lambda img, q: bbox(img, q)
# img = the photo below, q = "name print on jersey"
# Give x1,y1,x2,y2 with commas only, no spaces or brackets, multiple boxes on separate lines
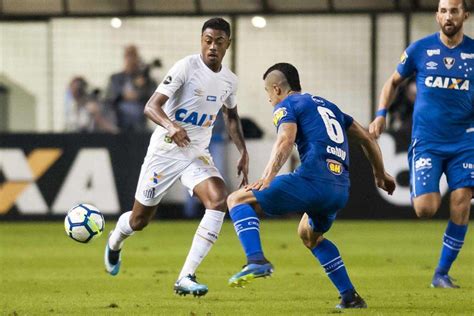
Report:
424,76,469,90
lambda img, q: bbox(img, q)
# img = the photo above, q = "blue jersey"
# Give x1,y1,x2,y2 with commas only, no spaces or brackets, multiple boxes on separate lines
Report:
273,93,353,186
397,32,474,143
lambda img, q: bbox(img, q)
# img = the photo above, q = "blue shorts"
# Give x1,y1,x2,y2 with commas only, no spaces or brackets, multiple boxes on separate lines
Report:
253,173,349,233
408,138,474,198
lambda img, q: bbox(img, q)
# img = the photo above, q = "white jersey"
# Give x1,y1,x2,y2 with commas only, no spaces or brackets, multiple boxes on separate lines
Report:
150,54,238,160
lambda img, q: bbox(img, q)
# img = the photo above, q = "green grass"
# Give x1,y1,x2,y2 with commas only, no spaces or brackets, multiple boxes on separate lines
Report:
1,220,473,315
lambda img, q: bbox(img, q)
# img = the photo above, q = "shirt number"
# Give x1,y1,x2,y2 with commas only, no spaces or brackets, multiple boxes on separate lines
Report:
317,106,344,144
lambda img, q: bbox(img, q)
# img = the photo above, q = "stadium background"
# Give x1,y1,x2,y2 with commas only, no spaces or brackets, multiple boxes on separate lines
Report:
1,0,473,219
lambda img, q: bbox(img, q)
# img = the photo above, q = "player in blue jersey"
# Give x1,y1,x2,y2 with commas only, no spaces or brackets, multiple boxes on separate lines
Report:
369,0,473,289
226,63,396,309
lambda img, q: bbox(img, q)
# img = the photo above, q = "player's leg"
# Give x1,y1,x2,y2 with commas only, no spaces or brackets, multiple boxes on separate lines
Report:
412,193,441,218
298,213,366,309
408,141,443,218
432,145,473,288
432,188,471,288
105,155,185,276
174,156,227,296
227,188,273,287
105,200,157,275
227,174,314,287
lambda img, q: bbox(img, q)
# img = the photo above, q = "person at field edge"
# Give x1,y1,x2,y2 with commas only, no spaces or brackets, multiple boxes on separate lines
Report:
369,0,473,288
227,63,396,309
104,18,249,297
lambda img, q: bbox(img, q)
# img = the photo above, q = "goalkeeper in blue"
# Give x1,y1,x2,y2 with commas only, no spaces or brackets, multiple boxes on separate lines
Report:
227,63,396,309
370,0,473,289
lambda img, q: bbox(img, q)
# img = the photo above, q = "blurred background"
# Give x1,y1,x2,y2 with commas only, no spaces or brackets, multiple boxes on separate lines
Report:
1,0,472,220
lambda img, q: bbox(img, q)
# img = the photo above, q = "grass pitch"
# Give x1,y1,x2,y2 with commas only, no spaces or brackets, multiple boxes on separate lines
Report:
1,220,473,316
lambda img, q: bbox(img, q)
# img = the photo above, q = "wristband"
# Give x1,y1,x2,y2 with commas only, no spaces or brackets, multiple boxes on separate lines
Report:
376,109,387,118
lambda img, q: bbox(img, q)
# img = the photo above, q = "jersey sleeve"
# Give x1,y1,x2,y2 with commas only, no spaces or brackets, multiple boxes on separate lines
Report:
273,101,297,129
223,77,238,109
396,42,418,78
156,58,188,97
342,112,354,130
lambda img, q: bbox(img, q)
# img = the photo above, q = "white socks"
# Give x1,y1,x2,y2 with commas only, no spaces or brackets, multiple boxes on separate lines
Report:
178,209,225,279
108,211,135,251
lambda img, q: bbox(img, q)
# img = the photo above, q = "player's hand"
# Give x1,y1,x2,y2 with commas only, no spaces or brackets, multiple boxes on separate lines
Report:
369,116,386,139
245,177,272,192
375,171,396,195
166,122,190,147
237,151,249,187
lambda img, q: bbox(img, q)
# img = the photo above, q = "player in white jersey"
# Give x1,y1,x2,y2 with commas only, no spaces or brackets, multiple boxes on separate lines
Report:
104,18,249,297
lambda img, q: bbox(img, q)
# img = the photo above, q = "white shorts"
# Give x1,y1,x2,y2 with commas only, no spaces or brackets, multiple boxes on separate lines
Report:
134,153,223,206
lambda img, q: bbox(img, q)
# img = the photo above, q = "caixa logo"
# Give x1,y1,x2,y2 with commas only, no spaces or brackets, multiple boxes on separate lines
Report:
415,157,432,171
0,148,119,215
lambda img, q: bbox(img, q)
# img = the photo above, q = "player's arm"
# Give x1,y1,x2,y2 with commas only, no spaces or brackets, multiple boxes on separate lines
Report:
222,106,249,187
369,71,405,138
143,92,190,147
348,120,396,195
247,122,296,191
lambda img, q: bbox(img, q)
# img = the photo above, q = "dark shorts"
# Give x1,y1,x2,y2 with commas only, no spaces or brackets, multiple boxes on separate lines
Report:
253,173,349,233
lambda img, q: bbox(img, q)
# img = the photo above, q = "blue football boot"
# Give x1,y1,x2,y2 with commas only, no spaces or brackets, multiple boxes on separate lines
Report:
104,231,121,276
228,262,274,288
174,274,209,297
431,273,460,288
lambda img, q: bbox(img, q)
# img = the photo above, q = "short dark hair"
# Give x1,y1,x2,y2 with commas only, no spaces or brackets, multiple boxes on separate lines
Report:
462,0,470,11
202,18,231,38
263,63,302,92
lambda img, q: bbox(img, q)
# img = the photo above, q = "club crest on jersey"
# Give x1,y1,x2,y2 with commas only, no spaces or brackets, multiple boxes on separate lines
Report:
400,51,408,64
326,159,343,175
206,95,217,102
273,107,287,126
443,57,455,69
425,76,469,90
175,108,216,127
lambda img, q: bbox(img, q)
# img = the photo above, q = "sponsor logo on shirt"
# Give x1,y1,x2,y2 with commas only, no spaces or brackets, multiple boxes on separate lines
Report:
206,95,217,102
415,157,432,171
273,107,287,126
443,57,455,69
326,159,343,175
427,49,440,56
424,76,469,90
426,61,438,70
461,53,474,60
400,51,408,64
163,76,172,85
463,163,474,169
326,145,347,160
175,108,217,127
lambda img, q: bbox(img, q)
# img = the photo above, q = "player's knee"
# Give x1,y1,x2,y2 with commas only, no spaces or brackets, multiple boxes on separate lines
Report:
298,224,323,249
205,193,227,211
414,204,437,219
227,190,243,210
129,213,150,231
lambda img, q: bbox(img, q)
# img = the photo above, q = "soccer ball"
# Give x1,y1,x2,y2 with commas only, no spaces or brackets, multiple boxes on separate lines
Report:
64,204,105,243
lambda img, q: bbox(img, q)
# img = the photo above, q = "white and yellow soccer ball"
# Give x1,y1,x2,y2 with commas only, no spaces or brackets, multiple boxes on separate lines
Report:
64,204,105,243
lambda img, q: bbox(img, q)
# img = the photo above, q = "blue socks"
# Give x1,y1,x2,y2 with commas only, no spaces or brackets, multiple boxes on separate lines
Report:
229,204,266,263
436,220,468,275
312,239,355,301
